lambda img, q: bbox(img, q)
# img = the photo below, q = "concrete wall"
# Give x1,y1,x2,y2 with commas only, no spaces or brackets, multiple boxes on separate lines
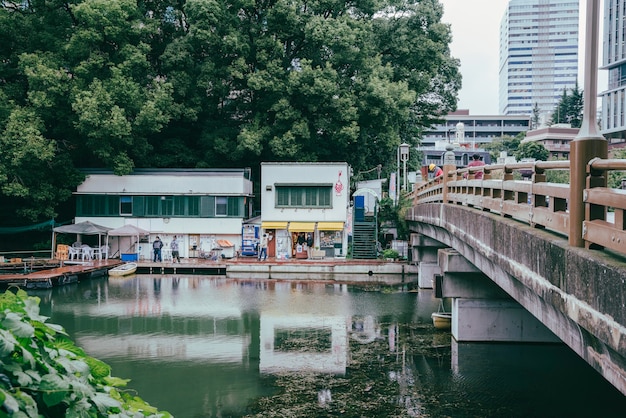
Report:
408,203,626,396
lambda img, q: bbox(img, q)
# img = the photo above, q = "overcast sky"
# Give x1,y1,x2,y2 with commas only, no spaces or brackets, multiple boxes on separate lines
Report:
439,0,604,116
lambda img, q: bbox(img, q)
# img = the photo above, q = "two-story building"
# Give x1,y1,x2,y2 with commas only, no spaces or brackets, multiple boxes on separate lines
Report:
260,162,351,259
74,168,253,260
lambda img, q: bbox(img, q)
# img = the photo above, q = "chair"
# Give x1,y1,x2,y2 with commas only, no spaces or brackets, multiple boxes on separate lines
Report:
81,245,93,261
92,245,109,260
68,246,80,261
55,244,69,260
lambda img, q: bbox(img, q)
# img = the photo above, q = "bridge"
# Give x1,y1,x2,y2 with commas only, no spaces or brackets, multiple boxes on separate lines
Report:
407,155,626,396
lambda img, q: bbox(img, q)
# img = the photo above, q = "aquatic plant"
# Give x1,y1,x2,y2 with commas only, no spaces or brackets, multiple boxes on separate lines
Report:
0,288,172,417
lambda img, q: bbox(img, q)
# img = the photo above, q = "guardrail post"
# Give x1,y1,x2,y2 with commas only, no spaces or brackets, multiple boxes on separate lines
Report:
569,0,607,247
443,144,456,203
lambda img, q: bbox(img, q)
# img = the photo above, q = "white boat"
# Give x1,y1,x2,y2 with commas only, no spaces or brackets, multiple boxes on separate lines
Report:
108,262,137,277
431,312,452,330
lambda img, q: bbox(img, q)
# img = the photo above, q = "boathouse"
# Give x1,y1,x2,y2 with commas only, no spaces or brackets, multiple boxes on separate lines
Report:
74,168,254,260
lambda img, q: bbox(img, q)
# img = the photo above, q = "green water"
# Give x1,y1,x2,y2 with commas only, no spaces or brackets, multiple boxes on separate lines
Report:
28,275,626,417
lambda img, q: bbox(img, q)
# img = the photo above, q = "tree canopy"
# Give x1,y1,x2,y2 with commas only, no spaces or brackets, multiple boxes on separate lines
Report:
0,0,460,225
550,81,583,128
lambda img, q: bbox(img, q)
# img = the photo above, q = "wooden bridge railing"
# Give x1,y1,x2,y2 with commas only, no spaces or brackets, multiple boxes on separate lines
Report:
410,158,626,256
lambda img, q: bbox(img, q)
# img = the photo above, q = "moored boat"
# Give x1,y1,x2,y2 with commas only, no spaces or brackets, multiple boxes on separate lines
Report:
108,262,137,277
431,312,452,330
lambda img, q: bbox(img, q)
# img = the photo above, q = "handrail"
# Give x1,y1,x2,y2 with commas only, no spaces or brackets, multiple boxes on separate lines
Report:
410,158,626,257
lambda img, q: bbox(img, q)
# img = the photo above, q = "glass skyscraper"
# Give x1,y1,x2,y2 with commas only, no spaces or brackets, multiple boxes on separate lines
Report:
601,0,626,141
499,0,580,122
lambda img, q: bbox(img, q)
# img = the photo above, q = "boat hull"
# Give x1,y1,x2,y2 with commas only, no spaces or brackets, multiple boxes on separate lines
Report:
431,312,452,330
108,263,137,277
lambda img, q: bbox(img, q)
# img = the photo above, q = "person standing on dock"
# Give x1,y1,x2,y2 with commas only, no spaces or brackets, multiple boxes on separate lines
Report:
153,236,163,262
258,234,268,261
171,236,181,263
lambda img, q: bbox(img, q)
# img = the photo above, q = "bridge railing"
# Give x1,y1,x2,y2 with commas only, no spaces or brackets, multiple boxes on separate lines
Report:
410,158,626,256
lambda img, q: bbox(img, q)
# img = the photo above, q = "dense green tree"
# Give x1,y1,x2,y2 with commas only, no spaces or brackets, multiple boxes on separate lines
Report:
550,81,583,128
515,141,549,161
484,133,524,163
0,0,460,227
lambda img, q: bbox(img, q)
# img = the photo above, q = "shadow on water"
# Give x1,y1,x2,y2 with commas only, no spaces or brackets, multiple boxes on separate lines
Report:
28,275,626,417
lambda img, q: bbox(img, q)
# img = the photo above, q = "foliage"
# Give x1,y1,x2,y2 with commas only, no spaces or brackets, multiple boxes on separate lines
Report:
608,148,626,188
0,0,460,227
550,82,583,128
382,248,399,260
0,288,172,417
484,133,523,163
531,102,541,130
514,141,550,161
378,195,410,241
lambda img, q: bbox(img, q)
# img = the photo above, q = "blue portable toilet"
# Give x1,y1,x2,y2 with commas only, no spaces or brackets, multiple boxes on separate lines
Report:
354,195,365,222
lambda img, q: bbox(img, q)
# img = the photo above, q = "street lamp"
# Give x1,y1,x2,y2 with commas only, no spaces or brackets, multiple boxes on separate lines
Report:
399,142,410,192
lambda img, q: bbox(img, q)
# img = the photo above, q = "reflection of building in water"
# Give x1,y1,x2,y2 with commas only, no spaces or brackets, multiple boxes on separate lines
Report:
260,315,348,375
350,315,381,344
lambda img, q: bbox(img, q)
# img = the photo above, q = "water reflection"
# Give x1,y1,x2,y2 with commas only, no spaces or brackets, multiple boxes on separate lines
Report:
28,276,626,418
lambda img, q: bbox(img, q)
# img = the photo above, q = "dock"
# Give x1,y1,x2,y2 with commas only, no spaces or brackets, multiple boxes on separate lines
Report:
0,257,418,289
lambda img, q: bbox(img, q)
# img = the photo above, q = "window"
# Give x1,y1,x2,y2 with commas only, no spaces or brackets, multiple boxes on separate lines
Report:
216,197,228,216
120,197,132,215
275,186,332,208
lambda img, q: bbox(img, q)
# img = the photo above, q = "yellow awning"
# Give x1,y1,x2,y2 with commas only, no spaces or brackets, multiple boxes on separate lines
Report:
262,221,288,229
288,222,316,232
317,222,345,231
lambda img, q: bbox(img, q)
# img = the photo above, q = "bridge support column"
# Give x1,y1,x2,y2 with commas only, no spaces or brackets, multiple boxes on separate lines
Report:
438,248,559,343
411,233,446,288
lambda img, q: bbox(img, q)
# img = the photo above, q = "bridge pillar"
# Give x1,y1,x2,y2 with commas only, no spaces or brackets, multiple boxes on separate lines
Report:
438,248,559,343
411,233,446,288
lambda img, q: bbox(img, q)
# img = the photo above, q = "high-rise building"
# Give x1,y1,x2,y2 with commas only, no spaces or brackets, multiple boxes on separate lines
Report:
499,0,579,122
601,0,626,143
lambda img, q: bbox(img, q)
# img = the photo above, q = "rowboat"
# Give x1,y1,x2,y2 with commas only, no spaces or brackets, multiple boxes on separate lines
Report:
431,312,452,330
108,262,137,277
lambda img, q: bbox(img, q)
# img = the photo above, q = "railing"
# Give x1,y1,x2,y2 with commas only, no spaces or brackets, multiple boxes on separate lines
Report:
410,158,626,256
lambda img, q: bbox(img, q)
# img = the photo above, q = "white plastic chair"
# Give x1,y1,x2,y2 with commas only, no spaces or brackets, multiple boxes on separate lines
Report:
81,245,93,261
68,247,80,260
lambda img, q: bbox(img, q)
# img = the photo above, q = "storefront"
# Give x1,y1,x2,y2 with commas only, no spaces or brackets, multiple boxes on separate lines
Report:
288,222,315,259
261,221,288,259
317,222,345,257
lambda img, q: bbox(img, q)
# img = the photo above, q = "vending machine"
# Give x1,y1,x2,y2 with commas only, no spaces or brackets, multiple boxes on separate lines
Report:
241,224,260,256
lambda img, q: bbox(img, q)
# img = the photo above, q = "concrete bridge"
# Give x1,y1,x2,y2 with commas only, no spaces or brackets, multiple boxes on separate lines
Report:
407,156,626,396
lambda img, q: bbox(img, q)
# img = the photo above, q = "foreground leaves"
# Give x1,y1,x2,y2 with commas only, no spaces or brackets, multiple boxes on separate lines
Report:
0,288,172,417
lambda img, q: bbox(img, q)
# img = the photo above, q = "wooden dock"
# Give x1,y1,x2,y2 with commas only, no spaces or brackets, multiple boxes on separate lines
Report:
0,259,123,289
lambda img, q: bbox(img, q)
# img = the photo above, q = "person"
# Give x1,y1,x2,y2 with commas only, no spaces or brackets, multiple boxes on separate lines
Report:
306,233,313,248
258,233,268,261
153,236,163,262
428,163,444,177
467,153,485,179
297,233,305,246
170,235,181,263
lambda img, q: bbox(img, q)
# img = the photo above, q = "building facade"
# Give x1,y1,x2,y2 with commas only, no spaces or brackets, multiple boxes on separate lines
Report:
601,0,626,144
74,168,253,260
421,110,531,149
520,123,578,159
499,0,579,121
260,162,350,259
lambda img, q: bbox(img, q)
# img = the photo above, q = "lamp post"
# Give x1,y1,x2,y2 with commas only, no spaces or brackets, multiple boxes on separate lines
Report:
399,142,410,193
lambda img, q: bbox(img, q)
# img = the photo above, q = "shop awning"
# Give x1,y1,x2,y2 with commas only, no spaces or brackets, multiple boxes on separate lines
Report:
317,222,345,231
261,221,288,229
288,222,316,232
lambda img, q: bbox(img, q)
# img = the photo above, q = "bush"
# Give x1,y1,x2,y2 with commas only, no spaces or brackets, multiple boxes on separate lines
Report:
0,288,172,417
382,249,399,259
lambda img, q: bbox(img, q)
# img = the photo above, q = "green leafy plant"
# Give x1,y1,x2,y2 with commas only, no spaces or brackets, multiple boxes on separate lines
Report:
0,287,172,417
382,249,399,260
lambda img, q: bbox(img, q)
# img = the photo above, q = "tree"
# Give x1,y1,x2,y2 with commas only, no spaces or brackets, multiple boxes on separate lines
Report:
515,141,550,161
531,102,541,129
484,133,524,162
0,0,461,228
550,81,583,128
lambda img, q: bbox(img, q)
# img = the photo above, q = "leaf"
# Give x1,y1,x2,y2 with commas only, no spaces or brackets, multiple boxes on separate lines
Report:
39,373,70,407
0,329,17,356
1,313,34,339
85,357,111,380
91,392,122,413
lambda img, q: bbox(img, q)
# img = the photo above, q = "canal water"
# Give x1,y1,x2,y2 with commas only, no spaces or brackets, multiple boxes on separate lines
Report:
28,275,625,417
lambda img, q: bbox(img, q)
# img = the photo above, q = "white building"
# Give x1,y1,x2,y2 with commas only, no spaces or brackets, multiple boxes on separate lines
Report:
74,168,253,260
601,0,626,144
260,162,350,259
499,0,579,121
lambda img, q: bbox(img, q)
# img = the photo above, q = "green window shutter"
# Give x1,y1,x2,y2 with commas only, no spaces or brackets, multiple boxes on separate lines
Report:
133,197,144,216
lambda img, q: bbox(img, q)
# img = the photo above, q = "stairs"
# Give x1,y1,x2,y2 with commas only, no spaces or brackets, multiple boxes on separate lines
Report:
352,219,377,259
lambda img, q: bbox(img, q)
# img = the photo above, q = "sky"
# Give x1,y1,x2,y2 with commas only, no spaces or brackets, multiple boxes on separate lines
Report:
439,0,603,116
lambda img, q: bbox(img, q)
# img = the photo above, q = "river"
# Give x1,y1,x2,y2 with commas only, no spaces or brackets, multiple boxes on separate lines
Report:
28,275,626,417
